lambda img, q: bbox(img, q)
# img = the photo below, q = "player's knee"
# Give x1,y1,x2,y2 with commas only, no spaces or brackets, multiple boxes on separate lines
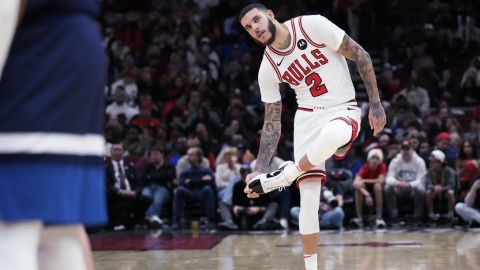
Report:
374,183,383,192
322,120,351,145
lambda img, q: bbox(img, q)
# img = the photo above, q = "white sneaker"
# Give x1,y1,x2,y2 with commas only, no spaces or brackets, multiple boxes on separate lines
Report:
148,215,163,226
280,218,289,230
249,161,296,194
376,218,386,228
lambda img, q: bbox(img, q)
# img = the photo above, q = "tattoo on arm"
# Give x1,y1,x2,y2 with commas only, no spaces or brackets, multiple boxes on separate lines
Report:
337,34,381,105
254,101,282,173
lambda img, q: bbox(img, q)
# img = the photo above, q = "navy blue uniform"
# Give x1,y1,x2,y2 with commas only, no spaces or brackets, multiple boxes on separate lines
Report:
0,0,107,225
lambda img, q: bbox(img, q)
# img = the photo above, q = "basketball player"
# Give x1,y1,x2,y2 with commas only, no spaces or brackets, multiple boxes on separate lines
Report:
0,1,106,270
239,3,386,270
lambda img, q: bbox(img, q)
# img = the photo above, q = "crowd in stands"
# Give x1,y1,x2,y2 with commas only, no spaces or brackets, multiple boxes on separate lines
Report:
101,0,480,231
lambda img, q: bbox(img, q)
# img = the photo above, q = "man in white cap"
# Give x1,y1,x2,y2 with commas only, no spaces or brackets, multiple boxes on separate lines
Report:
352,148,387,228
425,149,456,223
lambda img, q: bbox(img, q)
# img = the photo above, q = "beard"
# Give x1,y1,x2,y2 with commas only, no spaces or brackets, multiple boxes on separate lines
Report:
253,18,277,46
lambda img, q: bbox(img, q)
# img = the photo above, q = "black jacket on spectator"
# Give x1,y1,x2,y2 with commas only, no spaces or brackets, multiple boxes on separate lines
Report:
142,163,175,190
232,181,272,207
105,159,141,195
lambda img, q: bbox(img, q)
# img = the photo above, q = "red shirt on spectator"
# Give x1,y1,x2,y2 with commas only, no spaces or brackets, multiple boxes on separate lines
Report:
130,117,161,130
358,162,387,179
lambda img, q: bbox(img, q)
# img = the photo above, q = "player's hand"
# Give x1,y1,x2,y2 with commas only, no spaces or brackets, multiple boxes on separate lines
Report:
244,171,261,198
368,101,387,136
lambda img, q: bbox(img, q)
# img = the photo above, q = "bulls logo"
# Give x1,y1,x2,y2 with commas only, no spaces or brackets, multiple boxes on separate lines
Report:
297,39,308,50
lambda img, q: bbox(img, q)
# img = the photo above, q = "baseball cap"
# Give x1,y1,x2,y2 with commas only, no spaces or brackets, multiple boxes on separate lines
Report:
437,132,450,141
367,148,384,162
430,150,445,163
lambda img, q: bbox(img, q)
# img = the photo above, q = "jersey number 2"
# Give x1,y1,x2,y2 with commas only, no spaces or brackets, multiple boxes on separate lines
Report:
305,72,328,97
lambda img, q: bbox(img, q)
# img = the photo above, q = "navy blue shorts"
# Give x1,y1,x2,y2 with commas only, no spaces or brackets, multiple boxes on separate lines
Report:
0,1,107,225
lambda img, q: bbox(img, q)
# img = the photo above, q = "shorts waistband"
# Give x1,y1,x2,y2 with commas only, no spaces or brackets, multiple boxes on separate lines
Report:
297,99,357,112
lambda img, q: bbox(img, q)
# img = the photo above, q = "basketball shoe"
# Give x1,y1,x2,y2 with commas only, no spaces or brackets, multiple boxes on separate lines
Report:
248,161,302,194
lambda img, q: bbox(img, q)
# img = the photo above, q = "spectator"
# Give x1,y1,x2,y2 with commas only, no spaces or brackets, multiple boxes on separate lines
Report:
456,179,480,227
385,140,427,225
352,149,387,228
425,150,456,222
105,144,149,230
457,140,479,199
251,154,292,230
141,147,176,227
111,70,139,104
176,146,210,178
172,147,216,230
216,147,241,230
393,70,430,116
463,118,480,149
290,185,345,230
232,167,278,230
130,104,162,131
106,86,139,123
215,147,241,201
422,132,455,169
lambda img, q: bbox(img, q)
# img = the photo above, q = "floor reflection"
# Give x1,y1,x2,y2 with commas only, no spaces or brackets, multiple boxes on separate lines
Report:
93,229,480,270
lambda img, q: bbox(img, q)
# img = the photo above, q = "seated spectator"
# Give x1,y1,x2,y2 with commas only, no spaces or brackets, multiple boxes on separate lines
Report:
232,167,278,230
456,179,480,227
385,140,427,225
106,86,139,123
176,145,210,178
105,143,150,230
290,185,345,230
352,148,387,228
141,147,175,227
130,104,162,131
251,153,292,230
172,147,216,230
216,147,241,230
457,140,479,198
393,70,430,116
425,150,456,222
111,70,139,104
431,132,456,168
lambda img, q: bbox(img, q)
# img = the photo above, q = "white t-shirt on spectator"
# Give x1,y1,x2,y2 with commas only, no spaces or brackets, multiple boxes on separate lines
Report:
106,102,139,122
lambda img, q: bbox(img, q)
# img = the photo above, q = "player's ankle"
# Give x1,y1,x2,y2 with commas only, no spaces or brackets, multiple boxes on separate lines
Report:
284,164,304,182
303,253,317,270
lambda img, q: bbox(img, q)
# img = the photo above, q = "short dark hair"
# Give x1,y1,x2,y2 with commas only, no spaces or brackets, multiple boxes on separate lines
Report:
238,2,267,22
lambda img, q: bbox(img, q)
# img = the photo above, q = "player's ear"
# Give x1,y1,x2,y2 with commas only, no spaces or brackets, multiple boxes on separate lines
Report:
266,9,274,19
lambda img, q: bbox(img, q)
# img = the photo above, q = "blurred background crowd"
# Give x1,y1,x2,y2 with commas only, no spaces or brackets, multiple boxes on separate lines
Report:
99,0,480,232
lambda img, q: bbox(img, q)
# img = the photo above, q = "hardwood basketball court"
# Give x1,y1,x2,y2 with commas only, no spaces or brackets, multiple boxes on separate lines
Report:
92,229,480,270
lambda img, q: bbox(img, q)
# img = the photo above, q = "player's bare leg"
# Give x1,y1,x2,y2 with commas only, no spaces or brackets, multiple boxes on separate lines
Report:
39,225,92,270
0,221,42,270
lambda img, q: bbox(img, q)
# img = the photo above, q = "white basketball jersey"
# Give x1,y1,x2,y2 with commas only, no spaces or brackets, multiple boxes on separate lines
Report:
258,15,356,108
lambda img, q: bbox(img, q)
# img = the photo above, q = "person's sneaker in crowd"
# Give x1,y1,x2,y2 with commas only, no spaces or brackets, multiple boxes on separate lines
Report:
204,221,217,232
428,213,439,221
253,219,269,230
280,218,289,230
350,218,363,229
248,161,298,194
113,224,126,231
218,221,239,230
389,218,404,229
375,218,386,229
148,215,163,228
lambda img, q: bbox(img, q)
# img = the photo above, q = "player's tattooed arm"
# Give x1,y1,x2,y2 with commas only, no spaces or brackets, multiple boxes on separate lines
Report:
255,101,282,173
337,34,386,135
